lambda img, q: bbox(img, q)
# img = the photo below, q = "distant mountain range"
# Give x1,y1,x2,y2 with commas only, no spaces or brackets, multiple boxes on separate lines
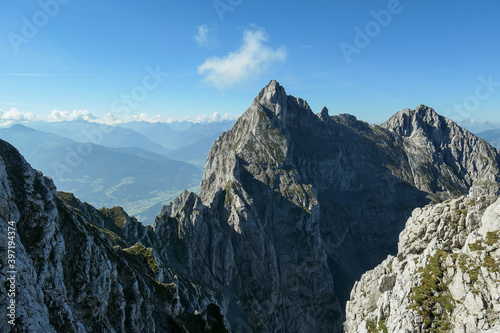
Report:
26,120,172,155
24,119,236,167
0,124,202,223
477,128,500,149
119,120,235,150
0,119,234,223
120,120,235,168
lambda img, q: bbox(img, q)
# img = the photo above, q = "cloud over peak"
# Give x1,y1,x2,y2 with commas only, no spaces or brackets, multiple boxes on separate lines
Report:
198,26,287,90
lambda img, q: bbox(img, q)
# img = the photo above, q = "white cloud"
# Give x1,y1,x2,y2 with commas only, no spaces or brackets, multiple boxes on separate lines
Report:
45,109,98,122
0,108,43,122
0,108,42,126
99,112,177,125
0,108,237,126
198,26,287,90
1,108,24,121
195,112,233,122
456,117,500,133
193,24,218,49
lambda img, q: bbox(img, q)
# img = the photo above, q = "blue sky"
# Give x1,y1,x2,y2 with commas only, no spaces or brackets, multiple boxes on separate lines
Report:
1,0,499,129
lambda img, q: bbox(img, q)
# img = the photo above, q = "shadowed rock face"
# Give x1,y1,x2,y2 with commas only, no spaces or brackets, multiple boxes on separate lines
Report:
0,139,228,333
155,80,500,332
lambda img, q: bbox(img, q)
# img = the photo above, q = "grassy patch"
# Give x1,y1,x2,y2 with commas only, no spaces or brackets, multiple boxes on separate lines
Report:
458,254,479,284
483,255,500,274
485,231,500,246
378,319,388,333
469,240,485,251
123,243,159,273
366,319,378,333
409,250,455,332
99,206,130,228
365,318,388,333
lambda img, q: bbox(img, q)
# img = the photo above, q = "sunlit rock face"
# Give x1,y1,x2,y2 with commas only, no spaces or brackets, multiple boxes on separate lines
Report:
345,185,500,333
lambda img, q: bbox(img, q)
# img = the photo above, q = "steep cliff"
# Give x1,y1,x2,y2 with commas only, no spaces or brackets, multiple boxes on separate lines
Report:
0,139,228,333
155,80,500,332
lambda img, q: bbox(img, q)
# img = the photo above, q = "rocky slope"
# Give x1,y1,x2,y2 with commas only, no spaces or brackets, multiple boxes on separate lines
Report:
154,80,500,332
344,184,500,332
0,139,228,332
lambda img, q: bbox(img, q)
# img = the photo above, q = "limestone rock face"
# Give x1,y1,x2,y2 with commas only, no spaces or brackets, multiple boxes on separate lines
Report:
345,185,500,333
156,80,500,332
0,139,228,333
382,105,500,198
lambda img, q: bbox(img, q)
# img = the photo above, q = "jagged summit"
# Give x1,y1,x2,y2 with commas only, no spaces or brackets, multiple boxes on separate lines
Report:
255,79,287,105
380,103,500,194
382,104,451,137
318,106,331,122
252,80,312,119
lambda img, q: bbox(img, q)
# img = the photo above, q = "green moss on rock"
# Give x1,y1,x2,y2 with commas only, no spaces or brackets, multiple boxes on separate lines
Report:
409,250,455,332
124,243,159,273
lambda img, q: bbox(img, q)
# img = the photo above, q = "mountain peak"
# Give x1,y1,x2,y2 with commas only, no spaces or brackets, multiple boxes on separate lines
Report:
414,103,436,114
319,106,329,116
251,80,313,123
318,106,331,123
413,104,441,121
255,79,287,106
381,104,448,137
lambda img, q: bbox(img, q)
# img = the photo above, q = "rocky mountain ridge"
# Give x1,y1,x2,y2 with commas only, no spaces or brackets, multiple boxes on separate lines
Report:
153,80,500,331
1,80,500,332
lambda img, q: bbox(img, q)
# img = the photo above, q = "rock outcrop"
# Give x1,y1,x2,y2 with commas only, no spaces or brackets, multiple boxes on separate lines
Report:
345,185,500,332
0,139,228,333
